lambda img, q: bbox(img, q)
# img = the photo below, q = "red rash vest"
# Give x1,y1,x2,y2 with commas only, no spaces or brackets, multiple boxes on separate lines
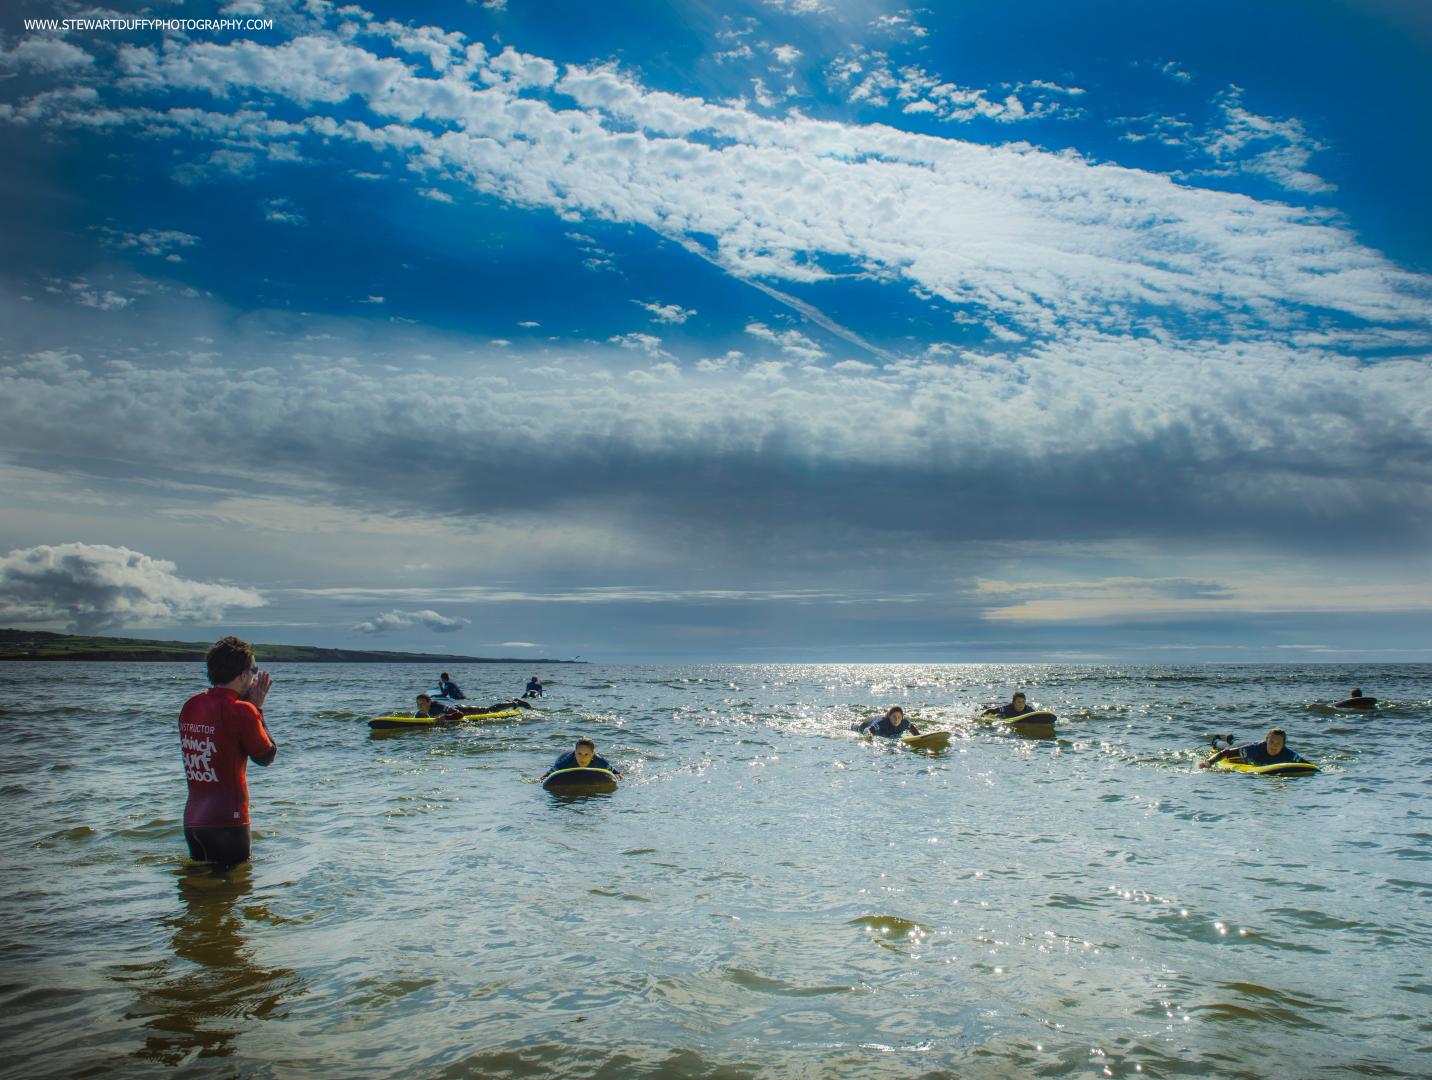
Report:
179,687,275,828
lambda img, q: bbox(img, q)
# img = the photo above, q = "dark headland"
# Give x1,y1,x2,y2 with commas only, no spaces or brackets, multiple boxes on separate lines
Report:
0,629,582,665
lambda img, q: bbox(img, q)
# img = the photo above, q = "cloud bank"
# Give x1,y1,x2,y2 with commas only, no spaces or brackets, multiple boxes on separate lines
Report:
0,543,264,633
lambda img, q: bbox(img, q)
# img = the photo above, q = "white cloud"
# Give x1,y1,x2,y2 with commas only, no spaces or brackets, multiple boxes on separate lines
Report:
872,13,929,39
828,48,1082,124
1157,60,1193,84
96,227,200,260
770,44,802,66
764,0,829,13
0,38,94,73
59,279,133,311
0,542,264,632
745,321,825,360
1199,86,1334,195
1113,111,1193,146
635,300,696,324
418,186,454,203
174,148,255,185
749,76,780,109
715,43,754,64
1021,79,1085,97
608,331,670,358
351,608,471,634
263,196,307,224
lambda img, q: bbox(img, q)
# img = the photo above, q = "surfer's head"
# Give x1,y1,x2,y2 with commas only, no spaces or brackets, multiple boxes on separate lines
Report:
207,636,255,686
574,737,596,768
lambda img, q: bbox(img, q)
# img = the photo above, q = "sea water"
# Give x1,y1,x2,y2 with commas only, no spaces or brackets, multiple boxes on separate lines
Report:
0,661,1428,1078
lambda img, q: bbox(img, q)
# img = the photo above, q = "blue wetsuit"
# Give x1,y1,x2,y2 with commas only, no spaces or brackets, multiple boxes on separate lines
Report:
861,716,919,738
1234,740,1306,766
996,703,1032,718
438,678,466,699
417,704,462,720
545,751,615,776
525,679,543,697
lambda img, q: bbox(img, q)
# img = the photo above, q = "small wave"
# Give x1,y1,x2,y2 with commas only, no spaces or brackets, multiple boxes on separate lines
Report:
720,966,861,997
847,914,926,937
588,888,650,902
1191,981,1348,1030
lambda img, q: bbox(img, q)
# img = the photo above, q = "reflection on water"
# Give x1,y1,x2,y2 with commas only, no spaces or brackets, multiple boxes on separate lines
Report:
123,865,304,1066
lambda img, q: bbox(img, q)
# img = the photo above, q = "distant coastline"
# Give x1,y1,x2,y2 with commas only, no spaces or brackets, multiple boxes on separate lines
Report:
0,629,583,665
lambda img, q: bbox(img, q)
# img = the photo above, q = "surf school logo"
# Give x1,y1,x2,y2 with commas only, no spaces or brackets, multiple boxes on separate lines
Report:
182,732,219,783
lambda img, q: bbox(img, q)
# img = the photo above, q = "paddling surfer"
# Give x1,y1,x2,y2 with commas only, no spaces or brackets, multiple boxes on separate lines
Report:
1200,727,1308,769
857,705,921,738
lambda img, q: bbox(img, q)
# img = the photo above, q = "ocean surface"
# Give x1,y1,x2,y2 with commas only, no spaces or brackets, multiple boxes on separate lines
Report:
1,661,1429,1078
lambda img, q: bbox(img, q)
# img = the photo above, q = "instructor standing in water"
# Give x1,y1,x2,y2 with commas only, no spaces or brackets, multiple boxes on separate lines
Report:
178,636,277,869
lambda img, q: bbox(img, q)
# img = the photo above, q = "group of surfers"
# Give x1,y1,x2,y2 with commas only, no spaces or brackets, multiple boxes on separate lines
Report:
423,673,616,782
178,636,1366,871
430,672,544,711
858,689,1342,771
417,671,546,720
856,691,1041,738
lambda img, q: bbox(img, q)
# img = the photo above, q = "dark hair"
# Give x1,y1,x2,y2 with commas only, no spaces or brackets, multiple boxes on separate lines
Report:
1269,727,1287,740
576,737,596,750
441,672,450,680
206,636,254,685
1013,690,1026,700
1351,688,1362,697
417,694,432,703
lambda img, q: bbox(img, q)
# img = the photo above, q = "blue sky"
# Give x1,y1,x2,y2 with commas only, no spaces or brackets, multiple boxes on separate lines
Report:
1,0,1429,662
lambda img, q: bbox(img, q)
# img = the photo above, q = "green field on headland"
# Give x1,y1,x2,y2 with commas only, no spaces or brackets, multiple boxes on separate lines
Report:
0,629,580,664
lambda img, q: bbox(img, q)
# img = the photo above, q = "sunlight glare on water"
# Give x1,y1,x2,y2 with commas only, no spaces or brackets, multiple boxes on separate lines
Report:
0,661,1428,1078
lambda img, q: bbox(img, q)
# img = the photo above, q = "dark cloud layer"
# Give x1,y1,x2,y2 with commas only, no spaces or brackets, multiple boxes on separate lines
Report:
1,288,1428,578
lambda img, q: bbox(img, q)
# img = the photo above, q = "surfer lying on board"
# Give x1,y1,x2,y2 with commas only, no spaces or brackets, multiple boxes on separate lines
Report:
542,737,622,779
857,706,922,738
414,694,532,720
1200,727,1308,769
1337,687,1377,709
982,692,1031,719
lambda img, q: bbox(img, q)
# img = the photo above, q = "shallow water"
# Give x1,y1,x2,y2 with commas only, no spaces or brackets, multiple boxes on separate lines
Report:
1,661,1429,1078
